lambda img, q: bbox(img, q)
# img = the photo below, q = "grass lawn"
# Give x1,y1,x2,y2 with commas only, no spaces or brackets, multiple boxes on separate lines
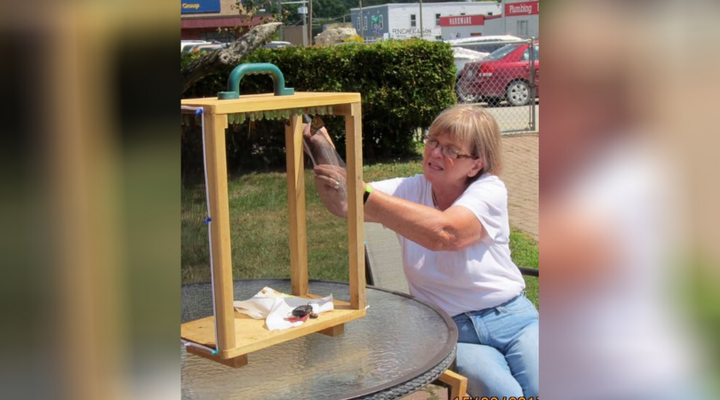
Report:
182,159,539,308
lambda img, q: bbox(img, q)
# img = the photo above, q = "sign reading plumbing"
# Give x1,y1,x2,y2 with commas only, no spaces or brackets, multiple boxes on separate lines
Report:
505,1,539,17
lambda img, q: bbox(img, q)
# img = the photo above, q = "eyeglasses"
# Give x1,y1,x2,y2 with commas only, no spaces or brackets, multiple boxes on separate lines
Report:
424,136,478,160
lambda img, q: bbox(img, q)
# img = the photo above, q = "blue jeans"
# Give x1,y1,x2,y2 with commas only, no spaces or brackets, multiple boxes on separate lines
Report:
452,292,539,398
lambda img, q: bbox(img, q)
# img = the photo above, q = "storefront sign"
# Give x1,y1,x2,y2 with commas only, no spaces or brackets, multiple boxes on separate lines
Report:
505,1,539,17
439,15,485,27
371,15,383,31
391,28,432,38
181,0,221,14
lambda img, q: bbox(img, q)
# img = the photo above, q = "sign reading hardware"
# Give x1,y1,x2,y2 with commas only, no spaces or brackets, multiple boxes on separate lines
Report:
505,1,539,17
439,15,485,27
181,0,221,14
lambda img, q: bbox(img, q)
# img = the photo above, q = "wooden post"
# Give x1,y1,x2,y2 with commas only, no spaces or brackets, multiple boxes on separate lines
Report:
438,370,468,400
181,94,367,365
285,115,309,296
53,13,118,399
204,113,236,355
345,102,366,310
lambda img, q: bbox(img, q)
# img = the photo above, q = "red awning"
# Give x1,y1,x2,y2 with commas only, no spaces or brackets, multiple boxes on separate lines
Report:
181,16,266,29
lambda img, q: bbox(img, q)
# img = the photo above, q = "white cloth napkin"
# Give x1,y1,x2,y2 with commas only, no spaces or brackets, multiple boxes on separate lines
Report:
233,287,334,331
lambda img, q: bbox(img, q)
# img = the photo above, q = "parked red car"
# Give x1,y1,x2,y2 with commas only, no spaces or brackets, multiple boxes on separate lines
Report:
457,41,539,106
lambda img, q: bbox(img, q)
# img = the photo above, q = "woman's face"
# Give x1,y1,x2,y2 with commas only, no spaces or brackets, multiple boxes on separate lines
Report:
422,134,483,188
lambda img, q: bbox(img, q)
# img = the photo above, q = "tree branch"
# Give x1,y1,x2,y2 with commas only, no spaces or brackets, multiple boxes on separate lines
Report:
181,22,282,96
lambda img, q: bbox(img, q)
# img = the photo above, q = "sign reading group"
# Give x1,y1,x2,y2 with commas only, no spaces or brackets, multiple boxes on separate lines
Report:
181,0,221,14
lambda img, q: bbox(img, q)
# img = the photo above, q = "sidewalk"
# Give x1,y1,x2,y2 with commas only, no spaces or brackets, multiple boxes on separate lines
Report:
501,133,539,241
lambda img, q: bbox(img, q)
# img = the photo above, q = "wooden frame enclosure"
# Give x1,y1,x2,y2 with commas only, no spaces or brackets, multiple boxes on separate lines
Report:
180,92,366,367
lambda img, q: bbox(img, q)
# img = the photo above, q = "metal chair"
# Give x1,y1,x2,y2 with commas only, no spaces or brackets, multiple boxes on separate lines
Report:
364,221,539,288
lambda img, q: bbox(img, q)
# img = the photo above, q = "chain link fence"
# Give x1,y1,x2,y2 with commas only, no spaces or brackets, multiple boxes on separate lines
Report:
452,38,538,133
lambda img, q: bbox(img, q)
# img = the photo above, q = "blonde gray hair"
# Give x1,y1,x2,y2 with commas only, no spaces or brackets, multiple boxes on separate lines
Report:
427,105,503,179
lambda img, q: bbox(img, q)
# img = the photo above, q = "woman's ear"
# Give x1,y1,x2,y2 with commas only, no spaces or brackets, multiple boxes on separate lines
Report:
467,158,484,178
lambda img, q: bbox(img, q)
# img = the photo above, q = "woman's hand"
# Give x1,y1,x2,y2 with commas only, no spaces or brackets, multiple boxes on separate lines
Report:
303,124,335,149
302,121,351,218
313,165,352,219
303,124,342,167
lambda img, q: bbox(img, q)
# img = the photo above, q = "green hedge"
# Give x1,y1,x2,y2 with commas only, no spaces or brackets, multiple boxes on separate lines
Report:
181,39,456,179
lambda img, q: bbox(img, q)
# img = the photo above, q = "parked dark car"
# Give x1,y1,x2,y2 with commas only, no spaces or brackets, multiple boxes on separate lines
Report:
457,41,539,106
263,41,293,49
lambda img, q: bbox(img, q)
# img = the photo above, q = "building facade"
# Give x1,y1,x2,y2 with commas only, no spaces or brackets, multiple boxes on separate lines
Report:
350,2,502,42
181,0,266,42
503,0,539,39
438,14,504,40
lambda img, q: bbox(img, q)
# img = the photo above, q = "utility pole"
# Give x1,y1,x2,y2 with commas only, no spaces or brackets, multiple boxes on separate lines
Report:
277,0,283,40
359,0,364,40
502,0,506,34
281,0,310,44
302,6,308,46
419,0,423,39
308,0,313,45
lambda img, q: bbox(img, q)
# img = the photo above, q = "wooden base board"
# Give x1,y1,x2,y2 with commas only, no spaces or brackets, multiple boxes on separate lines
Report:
186,346,248,368
318,324,345,337
181,294,365,361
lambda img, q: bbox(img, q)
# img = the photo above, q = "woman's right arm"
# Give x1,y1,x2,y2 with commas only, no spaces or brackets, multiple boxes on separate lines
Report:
312,166,485,251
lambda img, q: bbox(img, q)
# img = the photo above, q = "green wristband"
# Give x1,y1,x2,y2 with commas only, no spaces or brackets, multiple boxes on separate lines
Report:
363,185,373,205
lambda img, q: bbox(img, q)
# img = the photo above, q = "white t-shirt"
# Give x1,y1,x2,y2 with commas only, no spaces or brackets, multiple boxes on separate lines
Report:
371,173,525,316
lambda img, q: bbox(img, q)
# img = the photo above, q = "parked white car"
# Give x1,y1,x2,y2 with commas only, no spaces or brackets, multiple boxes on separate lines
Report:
181,40,208,52
452,47,490,78
446,35,523,78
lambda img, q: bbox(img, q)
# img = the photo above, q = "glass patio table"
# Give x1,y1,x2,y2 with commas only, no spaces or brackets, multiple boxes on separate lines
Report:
181,279,458,400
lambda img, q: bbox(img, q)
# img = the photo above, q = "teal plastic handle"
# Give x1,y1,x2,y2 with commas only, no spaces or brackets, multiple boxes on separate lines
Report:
217,63,294,100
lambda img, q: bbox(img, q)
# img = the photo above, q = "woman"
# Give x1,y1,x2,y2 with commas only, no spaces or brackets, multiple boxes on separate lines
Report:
309,105,539,398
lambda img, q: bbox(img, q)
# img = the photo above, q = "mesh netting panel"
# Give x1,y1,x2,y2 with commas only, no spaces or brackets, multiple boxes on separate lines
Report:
181,112,355,291
181,281,215,324
181,176,212,284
